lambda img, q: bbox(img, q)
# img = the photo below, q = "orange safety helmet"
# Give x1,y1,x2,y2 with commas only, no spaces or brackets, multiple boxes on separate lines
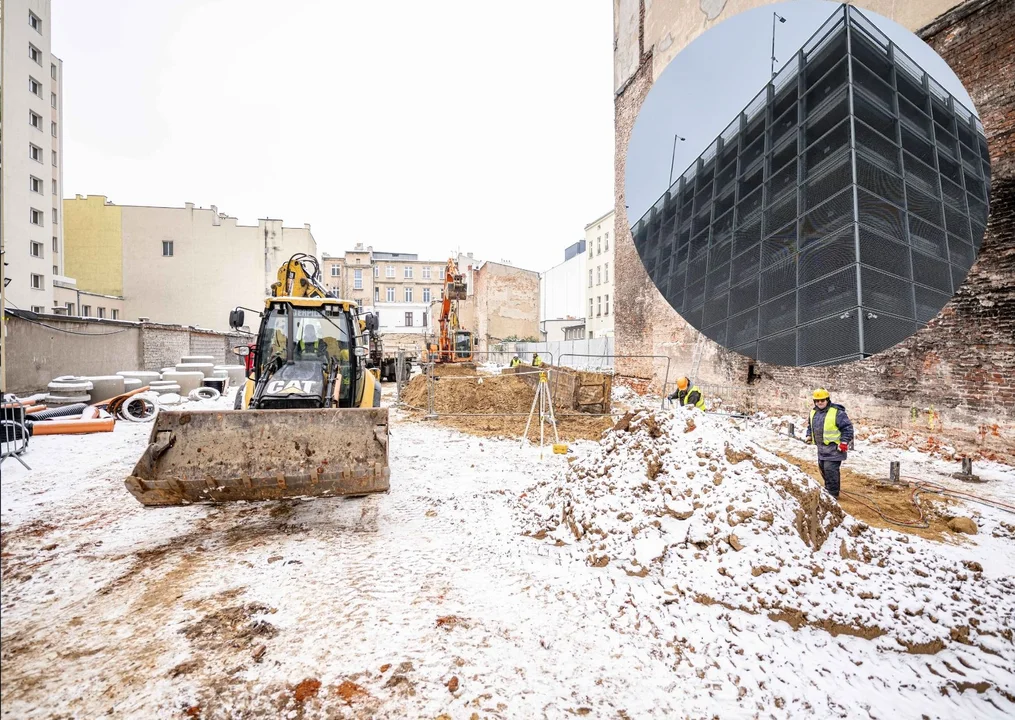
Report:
676,377,690,391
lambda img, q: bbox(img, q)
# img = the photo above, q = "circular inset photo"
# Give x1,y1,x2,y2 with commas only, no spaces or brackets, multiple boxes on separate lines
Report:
626,0,990,367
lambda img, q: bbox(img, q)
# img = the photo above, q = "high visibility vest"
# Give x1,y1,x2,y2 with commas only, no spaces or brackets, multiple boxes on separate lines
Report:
532,356,543,367
682,385,705,410
810,407,841,445
510,358,520,367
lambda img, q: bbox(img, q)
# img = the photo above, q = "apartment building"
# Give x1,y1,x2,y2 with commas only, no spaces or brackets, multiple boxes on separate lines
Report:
62,196,317,332
539,239,586,341
584,210,615,338
1,0,65,315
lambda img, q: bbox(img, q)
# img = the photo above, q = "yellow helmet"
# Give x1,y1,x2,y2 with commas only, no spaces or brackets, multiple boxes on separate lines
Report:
812,388,830,400
677,377,689,390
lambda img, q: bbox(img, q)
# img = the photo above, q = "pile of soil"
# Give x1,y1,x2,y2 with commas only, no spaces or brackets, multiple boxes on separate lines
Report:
399,371,613,441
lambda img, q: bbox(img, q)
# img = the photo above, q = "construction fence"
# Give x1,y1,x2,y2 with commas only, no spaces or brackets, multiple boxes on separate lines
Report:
487,337,615,369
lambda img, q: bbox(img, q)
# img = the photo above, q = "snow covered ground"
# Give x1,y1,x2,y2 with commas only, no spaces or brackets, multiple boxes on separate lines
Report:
2,390,1013,718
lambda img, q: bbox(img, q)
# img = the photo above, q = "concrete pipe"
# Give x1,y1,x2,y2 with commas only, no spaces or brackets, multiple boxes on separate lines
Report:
160,368,177,377
48,379,94,394
150,384,182,395
180,355,215,364
189,387,221,401
117,371,161,383
214,365,248,386
175,363,214,378
161,371,204,394
123,378,143,391
45,394,93,405
84,375,127,404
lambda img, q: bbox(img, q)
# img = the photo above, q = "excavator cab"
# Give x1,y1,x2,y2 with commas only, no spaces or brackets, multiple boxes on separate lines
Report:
453,330,474,361
125,260,389,507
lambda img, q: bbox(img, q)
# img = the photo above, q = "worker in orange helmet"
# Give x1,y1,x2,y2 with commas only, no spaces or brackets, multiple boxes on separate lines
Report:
668,376,705,410
805,388,854,499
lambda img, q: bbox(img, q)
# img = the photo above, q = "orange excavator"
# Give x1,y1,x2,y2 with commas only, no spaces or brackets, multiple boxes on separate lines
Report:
428,257,474,363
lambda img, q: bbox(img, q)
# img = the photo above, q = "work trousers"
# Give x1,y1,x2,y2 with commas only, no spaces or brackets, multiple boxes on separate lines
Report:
818,460,841,498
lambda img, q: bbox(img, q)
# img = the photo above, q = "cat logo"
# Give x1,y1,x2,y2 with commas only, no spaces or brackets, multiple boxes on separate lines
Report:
266,380,317,394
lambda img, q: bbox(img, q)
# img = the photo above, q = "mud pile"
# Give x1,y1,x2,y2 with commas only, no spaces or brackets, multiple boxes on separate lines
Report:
519,409,1015,662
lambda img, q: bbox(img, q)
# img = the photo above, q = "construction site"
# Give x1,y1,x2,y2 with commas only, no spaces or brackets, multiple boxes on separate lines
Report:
1,0,1013,718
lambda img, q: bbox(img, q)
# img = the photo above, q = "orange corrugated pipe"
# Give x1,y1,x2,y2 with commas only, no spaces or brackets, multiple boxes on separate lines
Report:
31,418,115,435
25,405,49,414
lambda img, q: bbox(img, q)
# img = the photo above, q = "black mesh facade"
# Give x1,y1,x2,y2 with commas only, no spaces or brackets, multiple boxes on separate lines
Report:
631,5,990,367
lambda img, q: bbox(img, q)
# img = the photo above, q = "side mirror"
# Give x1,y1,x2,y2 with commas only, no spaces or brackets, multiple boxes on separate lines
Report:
232,345,250,357
364,312,379,332
229,308,245,329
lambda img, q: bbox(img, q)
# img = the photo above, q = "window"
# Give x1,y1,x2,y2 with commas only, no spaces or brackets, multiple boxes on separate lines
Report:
404,287,413,302
422,312,428,327
404,266,413,279
52,121,57,137
30,111,42,129
404,312,413,327
65,302,75,315
373,265,379,278
32,306,46,314
52,150,58,166
386,287,394,302
51,63,58,80
422,266,431,280
353,268,363,289
29,44,42,64
29,77,42,96
52,208,58,225
374,287,380,303
30,208,44,226
588,298,593,318
30,176,43,193
604,263,609,283
82,305,91,317
30,143,42,162
162,240,174,256
52,237,58,252
111,309,119,320
31,274,44,290
604,231,610,250
51,92,57,109
97,307,106,319
386,265,395,278
605,295,610,315
29,11,42,32
330,265,339,276
31,241,44,258
597,237,601,255
588,269,593,288
52,180,57,195
597,296,602,316
53,265,59,275
422,287,431,303
597,266,601,285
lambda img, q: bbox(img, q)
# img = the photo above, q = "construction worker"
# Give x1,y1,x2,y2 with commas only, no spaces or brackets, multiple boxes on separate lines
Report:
509,355,522,368
805,388,854,499
668,376,705,409
532,353,544,367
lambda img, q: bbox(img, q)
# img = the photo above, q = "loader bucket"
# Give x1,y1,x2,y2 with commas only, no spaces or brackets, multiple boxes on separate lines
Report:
125,408,390,506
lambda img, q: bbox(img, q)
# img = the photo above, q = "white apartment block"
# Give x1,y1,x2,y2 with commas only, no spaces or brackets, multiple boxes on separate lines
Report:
1,0,65,314
584,210,615,338
539,239,587,341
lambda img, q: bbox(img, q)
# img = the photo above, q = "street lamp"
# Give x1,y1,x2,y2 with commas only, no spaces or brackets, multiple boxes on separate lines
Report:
668,133,687,187
771,12,787,79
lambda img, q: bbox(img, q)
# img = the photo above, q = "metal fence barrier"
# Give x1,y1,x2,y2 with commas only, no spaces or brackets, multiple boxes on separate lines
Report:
1,395,32,469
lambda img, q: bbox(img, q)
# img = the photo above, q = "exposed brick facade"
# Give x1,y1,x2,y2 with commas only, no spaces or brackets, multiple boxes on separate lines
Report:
614,0,1014,455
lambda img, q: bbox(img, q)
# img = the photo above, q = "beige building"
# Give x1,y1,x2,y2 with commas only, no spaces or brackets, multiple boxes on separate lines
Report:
62,196,317,332
52,278,125,320
1,0,65,315
584,210,615,338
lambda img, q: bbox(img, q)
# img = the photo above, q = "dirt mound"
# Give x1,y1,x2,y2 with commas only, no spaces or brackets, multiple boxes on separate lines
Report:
518,409,1015,659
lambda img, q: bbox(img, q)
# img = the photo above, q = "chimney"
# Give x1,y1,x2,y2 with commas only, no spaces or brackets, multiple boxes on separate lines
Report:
185,202,194,211
211,205,220,226
75,194,84,200
304,223,311,231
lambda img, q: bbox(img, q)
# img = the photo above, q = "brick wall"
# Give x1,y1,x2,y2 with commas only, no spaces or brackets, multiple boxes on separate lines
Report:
614,0,1015,455
140,326,194,371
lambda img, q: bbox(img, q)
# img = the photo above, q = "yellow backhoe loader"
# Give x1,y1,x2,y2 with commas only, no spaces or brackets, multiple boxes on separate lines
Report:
124,254,389,506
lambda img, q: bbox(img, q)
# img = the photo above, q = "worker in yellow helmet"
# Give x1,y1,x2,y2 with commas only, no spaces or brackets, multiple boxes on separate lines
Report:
668,376,705,410
804,388,854,500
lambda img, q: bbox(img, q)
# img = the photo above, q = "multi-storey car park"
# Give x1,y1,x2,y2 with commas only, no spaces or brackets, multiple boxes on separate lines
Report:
631,4,991,367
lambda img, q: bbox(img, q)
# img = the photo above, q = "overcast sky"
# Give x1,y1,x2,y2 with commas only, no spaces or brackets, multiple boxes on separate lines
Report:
52,0,615,273
625,0,980,225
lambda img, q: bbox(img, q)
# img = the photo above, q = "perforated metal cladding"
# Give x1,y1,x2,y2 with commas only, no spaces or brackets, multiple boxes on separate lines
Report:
628,4,989,366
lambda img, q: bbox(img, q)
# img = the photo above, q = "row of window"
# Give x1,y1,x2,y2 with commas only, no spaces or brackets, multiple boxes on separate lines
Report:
590,231,611,257
363,287,432,303
29,111,57,136
29,207,58,226
29,238,59,257
588,294,611,318
29,175,58,195
329,265,440,280
588,263,610,288
28,77,58,108
29,143,58,165
28,43,58,80
402,311,427,327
